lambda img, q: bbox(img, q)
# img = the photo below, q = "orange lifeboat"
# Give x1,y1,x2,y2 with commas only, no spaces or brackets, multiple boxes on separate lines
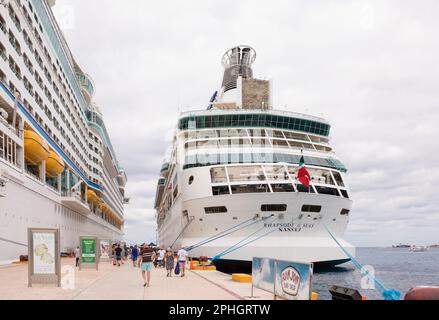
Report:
87,190,101,206
45,150,65,177
24,130,50,165
100,203,108,213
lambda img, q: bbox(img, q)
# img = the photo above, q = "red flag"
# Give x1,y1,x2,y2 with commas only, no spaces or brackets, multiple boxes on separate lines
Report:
297,156,311,188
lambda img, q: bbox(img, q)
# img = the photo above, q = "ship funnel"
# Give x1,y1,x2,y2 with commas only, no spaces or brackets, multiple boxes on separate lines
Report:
221,45,256,93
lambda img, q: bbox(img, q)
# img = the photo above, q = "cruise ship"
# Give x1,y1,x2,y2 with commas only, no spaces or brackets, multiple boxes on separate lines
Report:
0,0,127,263
155,46,355,270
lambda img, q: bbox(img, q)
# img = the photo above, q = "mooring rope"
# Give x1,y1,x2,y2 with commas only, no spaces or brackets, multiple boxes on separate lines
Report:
212,216,278,261
212,227,279,261
324,224,401,300
184,216,261,252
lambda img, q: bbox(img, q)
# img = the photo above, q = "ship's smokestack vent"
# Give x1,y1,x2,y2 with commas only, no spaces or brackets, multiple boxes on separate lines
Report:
221,45,256,93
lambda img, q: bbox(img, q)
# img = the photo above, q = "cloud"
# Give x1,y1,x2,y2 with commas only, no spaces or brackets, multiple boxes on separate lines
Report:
55,0,439,246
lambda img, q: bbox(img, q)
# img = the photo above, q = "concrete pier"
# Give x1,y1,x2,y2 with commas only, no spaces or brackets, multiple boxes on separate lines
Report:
0,258,273,300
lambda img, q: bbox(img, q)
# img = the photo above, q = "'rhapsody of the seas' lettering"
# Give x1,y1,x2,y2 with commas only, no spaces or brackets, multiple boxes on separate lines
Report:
264,222,315,232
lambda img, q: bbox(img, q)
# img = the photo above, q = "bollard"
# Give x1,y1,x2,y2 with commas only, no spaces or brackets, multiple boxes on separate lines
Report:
190,258,194,270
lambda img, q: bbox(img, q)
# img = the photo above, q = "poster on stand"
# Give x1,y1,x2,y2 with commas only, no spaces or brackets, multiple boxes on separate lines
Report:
79,236,99,270
100,239,111,261
28,228,60,287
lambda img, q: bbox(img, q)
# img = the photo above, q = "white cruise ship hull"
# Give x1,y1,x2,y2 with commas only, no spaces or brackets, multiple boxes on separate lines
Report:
158,192,355,266
0,170,122,264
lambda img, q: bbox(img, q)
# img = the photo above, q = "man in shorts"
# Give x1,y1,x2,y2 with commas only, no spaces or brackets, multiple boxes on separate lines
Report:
140,244,156,287
177,246,188,277
115,244,122,266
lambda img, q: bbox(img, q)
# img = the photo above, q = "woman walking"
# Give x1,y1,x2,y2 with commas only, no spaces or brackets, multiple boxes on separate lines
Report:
165,248,174,277
140,244,156,287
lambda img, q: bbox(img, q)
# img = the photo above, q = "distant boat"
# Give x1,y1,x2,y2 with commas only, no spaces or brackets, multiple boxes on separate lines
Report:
409,245,429,252
392,243,411,248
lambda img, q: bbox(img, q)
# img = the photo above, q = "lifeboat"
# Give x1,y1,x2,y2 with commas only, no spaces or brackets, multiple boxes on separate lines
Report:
45,150,65,177
87,190,101,206
100,203,108,213
24,130,50,165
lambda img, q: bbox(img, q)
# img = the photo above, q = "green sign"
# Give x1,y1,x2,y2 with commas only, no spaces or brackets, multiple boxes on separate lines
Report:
81,238,96,263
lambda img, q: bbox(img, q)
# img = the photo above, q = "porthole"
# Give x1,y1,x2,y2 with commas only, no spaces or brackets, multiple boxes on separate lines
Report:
188,176,194,185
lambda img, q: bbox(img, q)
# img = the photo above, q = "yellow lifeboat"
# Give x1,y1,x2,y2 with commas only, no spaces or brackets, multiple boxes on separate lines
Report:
100,203,109,214
24,130,50,165
87,190,101,206
45,150,65,177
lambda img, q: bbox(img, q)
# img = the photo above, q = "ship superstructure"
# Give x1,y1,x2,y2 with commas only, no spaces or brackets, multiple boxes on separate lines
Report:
154,46,355,269
0,0,127,262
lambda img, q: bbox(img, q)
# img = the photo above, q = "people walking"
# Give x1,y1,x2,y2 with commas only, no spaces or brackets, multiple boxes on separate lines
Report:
157,247,166,268
115,244,122,266
123,243,128,262
111,244,116,265
131,245,139,267
165,248,174,277
74,246,80,267
140,244,156,287
177,247,188,277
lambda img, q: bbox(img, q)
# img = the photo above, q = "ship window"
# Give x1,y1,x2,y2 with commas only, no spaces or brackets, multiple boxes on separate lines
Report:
179,114,331,136
264,165,288,181
228,165,265,183
272,139,289,148
332,171,345,187
302,205,322,213
188,176,194,185
308,168,336,186
210,167,227,183
340,209,350,216
271,184,295,192
315,186,340,196
204,206,228,214
261,204,287,212
212,186,229,196
340,189,349,198
297,184,315,193
231,184,269,194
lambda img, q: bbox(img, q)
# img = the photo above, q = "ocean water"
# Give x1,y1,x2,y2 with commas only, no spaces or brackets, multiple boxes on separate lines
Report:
313,247,439,300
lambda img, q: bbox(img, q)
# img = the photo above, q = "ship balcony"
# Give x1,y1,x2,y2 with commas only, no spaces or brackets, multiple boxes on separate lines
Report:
160,162,170,177
0,90,23,141
118,185,125,197
75,67,95,104
61,191,91,215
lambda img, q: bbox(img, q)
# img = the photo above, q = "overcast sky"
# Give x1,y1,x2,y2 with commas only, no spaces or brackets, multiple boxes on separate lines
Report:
54,0,439,247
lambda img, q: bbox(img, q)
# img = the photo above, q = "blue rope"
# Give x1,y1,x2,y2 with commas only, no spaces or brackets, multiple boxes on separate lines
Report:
184,217,261,252
324,225,401,300
212,227,279,261
212,216,277,261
